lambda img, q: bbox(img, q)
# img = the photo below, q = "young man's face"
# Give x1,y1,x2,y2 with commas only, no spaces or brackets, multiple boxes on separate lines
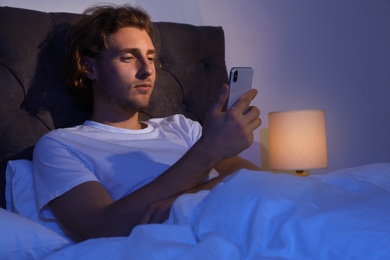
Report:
87,27,156,114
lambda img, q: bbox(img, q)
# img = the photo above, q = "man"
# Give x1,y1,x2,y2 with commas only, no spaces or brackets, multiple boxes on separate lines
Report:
33,4,261,241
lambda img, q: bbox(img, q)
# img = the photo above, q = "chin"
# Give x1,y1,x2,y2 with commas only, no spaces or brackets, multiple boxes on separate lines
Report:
119,100,150,113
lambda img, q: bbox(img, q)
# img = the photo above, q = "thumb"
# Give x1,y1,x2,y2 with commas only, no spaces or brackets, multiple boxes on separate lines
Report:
209,84,229,114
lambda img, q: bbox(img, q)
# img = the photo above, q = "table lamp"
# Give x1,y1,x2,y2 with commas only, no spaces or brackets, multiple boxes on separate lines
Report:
268,109,328,176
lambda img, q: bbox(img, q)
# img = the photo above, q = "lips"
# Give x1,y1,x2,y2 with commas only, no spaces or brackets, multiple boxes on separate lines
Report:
134,82,153,94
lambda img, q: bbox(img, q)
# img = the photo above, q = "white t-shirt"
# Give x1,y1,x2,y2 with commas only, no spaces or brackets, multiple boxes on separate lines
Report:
33,114,205,219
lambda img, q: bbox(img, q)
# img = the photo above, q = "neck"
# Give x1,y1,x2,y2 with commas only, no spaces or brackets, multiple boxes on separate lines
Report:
90,88,150,130
91,113,142,130
91,104,142,130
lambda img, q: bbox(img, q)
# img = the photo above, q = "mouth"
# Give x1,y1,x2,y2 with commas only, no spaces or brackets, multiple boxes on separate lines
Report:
134,82,153,94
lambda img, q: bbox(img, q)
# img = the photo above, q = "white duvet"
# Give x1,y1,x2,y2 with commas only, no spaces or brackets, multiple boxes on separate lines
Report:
41,163,390,259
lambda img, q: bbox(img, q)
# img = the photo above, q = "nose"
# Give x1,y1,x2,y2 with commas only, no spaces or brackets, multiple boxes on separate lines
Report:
136,57,154,79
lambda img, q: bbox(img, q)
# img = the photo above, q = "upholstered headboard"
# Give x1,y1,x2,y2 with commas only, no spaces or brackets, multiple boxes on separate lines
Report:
0,6,228,208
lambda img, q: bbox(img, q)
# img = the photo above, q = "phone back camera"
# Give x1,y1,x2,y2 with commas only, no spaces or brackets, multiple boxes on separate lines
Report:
233,71,238,82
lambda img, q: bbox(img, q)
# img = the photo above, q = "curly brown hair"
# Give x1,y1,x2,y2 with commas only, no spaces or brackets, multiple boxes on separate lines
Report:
64,4,153,91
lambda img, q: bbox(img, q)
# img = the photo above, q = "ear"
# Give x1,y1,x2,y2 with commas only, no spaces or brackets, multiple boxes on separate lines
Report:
82,56,98,80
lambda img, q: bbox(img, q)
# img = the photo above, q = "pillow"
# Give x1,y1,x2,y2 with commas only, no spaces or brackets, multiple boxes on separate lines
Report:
5,160,67,237
0,208,70,259
5,160,35,215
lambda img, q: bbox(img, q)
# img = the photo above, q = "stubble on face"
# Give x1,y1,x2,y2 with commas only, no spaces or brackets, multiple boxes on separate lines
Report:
94,74,153,114
92,27,156,115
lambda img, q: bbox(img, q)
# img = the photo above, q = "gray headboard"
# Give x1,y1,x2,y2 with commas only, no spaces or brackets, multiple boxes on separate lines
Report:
0,6,228,208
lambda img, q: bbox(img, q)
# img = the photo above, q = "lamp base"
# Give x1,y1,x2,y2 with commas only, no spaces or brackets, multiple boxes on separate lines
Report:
295,170,308,177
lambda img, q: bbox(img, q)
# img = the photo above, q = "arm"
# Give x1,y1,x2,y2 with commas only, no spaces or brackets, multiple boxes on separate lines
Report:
137,155,261,225
215,155,261,176
49,84,261,240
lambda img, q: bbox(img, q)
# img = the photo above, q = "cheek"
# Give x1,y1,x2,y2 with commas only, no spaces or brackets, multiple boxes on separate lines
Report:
107,64,134,83
151,70,157,82
150,65,157,81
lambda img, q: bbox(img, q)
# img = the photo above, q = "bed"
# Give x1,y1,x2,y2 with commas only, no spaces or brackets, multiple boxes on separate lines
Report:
1,6,390,259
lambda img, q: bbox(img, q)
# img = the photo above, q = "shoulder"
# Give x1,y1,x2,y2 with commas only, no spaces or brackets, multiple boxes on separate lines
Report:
34,124,86,153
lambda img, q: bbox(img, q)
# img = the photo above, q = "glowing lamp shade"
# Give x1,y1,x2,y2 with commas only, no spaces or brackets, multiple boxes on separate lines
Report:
268,109,328,175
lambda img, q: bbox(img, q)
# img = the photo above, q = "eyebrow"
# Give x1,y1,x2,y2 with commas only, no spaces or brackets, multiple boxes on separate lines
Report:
119,48,156,55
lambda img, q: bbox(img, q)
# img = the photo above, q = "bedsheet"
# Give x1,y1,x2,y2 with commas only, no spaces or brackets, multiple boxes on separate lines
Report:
41,163,390,259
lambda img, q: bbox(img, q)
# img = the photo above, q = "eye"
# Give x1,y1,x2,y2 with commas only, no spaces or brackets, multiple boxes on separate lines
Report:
147,55,156,62
120,55,135,62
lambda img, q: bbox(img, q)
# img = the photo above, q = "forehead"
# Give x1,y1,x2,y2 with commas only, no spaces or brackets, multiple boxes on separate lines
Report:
105,27,155,52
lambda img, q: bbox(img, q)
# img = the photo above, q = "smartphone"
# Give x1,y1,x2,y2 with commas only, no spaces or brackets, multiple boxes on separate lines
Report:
227,67,254,109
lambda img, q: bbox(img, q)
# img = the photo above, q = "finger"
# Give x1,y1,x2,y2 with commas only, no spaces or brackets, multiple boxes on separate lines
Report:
139,210,152,224
248,117,262,131
243,106,262,130
208,84,229,114
243,106,261,119
232,89,258,113
149,209,170,224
